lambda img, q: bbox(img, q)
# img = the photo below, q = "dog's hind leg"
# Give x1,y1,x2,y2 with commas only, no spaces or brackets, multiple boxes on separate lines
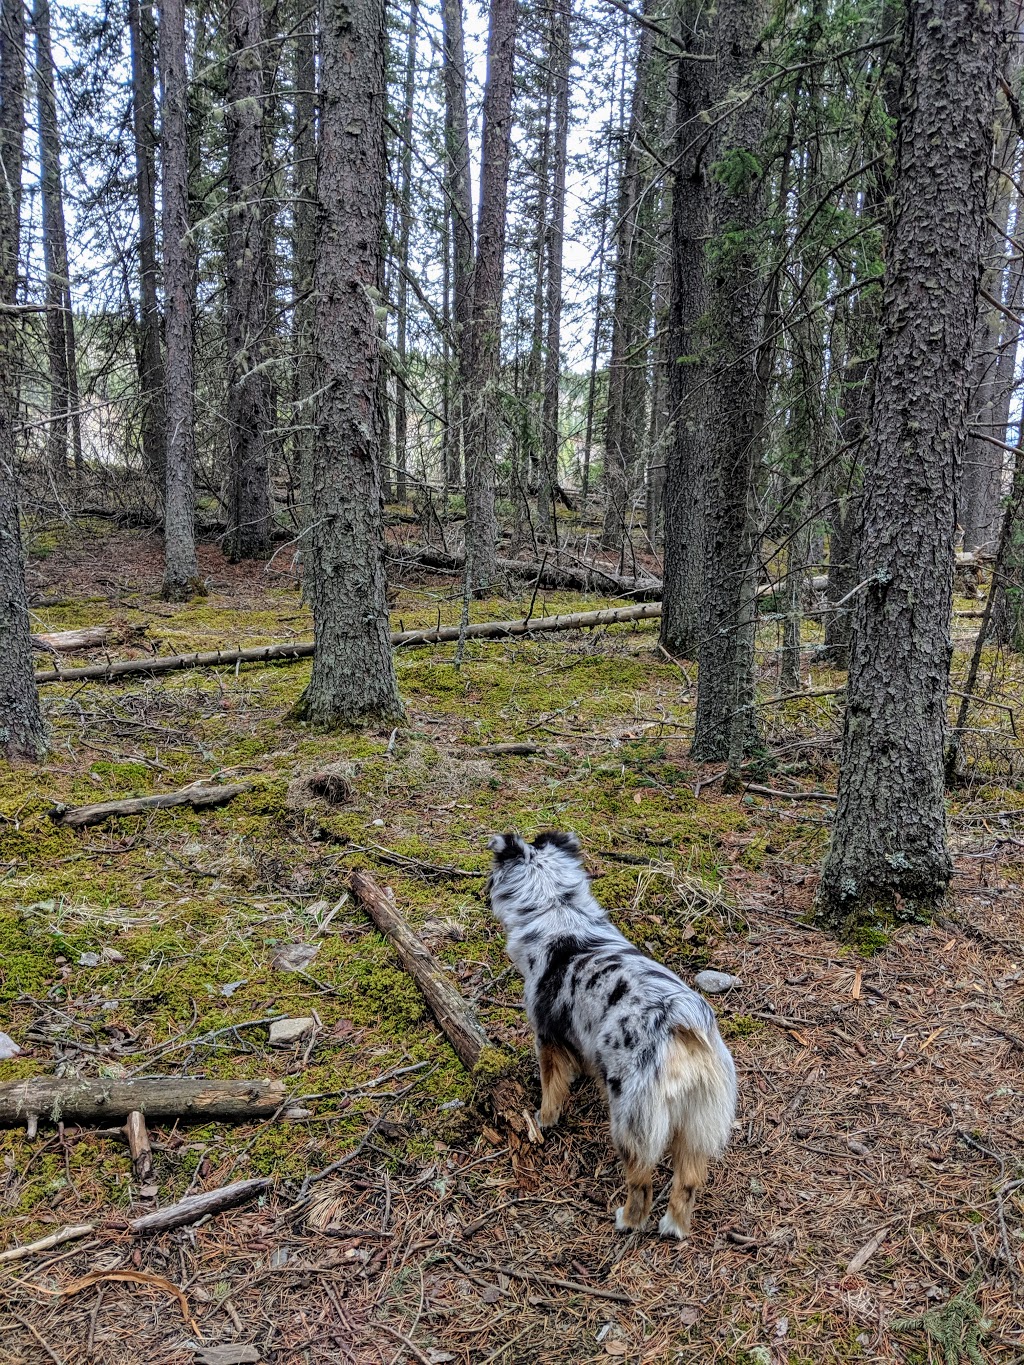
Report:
659,1129,709,1240
614,1149,655,1232
537,1043,576,1129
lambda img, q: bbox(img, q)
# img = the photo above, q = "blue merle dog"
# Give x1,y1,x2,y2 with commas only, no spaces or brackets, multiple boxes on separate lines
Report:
487,830,737,1238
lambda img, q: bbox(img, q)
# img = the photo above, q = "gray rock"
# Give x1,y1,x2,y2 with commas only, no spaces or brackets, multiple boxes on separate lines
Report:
268,1017,315,1047
694,970,743,994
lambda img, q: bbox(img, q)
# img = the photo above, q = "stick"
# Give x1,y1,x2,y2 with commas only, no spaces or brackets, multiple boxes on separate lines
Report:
0,1223,95,1264
50,782,250,829
35,604,665,686
743,782,838,802
125,1111,155,1186
349,870,492,1071
0,1077,289,1129
128,1177,270,1234
845,1225,890,1275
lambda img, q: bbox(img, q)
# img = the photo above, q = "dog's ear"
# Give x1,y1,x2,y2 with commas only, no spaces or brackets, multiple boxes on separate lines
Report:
487,832,529,862
534,829,582,856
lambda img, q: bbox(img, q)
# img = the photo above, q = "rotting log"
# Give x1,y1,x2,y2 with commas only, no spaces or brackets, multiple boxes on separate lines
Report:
31,626,110,652
348,870,534,1135
128,1177,271,1234
350,869,491,1070
390,546,663,599
50,782,250,828
0,1077,288,1130
34,603,664,686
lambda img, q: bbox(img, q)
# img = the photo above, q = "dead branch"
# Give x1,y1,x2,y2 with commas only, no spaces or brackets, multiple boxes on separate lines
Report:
0,1223,95,1263
391,546,662,599
50,781,250,828
31,626,110,652
128,1177,271,1234
0,1076,289,1129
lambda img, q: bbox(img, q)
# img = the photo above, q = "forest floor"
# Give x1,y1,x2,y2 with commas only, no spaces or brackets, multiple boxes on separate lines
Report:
1,521,1023,1365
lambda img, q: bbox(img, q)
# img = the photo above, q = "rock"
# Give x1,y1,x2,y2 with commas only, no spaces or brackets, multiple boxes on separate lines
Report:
271,942,320,973
268,1017,315,1047
194,1347,261,1365
0,1031,22,1059
695,970,743,994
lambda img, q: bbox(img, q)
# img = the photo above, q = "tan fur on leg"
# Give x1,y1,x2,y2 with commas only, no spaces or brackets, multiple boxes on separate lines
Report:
614,1155,654,1231
537,1043,576,1129
659,1131,709,1240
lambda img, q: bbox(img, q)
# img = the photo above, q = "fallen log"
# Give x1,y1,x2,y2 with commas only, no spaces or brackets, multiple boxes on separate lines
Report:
31,626,110,652
392,546,663,600
50,781,250,829
0,1077,288,1130
128,1177,271,1234
350,869,492,1071
34,603,664,685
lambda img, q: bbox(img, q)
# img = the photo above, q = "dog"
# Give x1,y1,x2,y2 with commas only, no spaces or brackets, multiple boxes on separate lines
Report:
487,829,737,1238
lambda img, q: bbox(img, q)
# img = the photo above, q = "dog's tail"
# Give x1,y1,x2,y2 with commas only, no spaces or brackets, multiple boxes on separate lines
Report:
617,1023,737,1169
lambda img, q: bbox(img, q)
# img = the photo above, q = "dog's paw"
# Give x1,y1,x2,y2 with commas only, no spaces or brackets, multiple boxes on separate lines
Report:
658,1211,689,1241
535,1107,559,1131
614,1206,633,1233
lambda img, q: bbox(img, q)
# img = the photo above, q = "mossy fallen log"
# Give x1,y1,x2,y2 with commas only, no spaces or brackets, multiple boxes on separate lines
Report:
50,781,250,828
0,1077,288,1132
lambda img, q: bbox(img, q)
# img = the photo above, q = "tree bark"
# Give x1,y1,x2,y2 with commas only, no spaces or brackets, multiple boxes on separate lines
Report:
691,0,769,766
0,0,26,304
817,0,1004,935
128,0,166,490
32,0,81,478
539,0,570,542
292,2,316,524
0,1077,288,1128
0,41,45,760
393,0,418,507
296,0,402,726
462,0,517,592
159,0,202,599
441,0,474,496
659,1,712,658
223,0,274,562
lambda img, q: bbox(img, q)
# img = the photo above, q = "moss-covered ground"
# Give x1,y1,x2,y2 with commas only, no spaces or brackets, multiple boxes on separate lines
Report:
1,525,1022,1363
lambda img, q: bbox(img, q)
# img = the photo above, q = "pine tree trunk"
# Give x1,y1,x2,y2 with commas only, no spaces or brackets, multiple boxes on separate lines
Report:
659,3,712,658
540,0,569,541
292,2,316,522
462,0,517,592
441,0,474,494
159,0,202,599
128,0,166,492
33,0,79,479
581,139,614,505
296,0,402,726
691,0,768,764
0,0,44,761
817,0,1003,936
394,0,418,508
223,0,274,562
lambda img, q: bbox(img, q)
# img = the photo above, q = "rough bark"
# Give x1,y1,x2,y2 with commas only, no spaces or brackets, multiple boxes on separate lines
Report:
539,0,570,542
817,0,1003,935
0,0,25,303
393,0,418,507
223,0,274,562
462,0,517,591
659,1,712,658
296,0,402,725
128,0,166,489
441,0,474,494
159,0,202,599
601,7,657,553
0,1077,288,1128
32,0,80,478
989,448,1024,651
292,3,316,521
691,0,768,766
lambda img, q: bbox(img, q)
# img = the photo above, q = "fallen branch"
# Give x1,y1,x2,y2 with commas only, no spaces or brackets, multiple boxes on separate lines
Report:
392,546,662,599
0,1076,289,1130
349,869,492,1071
0,1223,95,1263
128,1176,271,1234
31,626,110,652
50,781,249,829
35,603,664,686
744,782,837,802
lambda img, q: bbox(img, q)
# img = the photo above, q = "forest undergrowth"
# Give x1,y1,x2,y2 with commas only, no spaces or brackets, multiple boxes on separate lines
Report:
1,523,1022,1364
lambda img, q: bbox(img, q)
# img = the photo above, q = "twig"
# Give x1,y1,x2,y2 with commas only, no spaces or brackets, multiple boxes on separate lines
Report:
743,783,837,802
0,1223,95,1263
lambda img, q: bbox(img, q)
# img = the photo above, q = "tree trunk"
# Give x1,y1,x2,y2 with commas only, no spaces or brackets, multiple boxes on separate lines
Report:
581,137,614,504
601,7,656,553
394,0,418,508
223,0,274,562
32,0,80,478
817,0,1003,936
0,0,25,304
441,0,474,494
0,41,45,762
159,0,202,599
539,0,570,542
292,3,316,524
462,0,517,592
128,0,166,491
295,0,402,726
691,0,768,765
989,449,1024,651
659,1,712,658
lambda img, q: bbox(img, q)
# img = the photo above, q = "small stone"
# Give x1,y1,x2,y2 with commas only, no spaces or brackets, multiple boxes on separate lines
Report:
268,1017,315,1047
0,1031,22,1059
194,1348,261,1365
100,946,125,963
695,970,743,994
271,943,320,973
77,951,101,967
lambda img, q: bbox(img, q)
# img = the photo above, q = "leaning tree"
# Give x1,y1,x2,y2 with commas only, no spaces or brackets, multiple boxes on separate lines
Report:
817,0,1005,937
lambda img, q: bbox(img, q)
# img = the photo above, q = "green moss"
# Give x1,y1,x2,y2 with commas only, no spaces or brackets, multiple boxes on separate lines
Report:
720,1014,764,1040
